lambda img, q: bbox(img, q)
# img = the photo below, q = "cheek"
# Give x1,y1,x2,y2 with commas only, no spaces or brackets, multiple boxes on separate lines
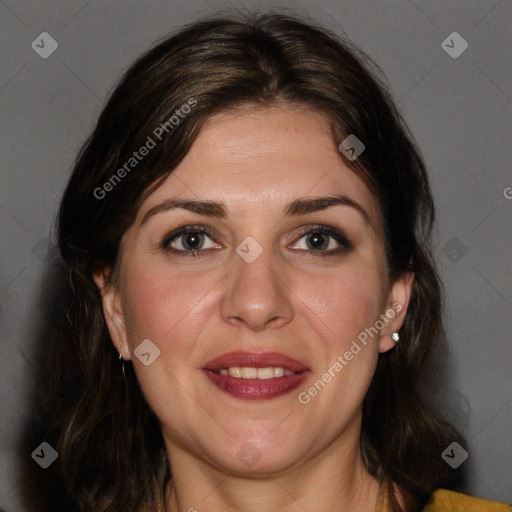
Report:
298,260,386,344
294,257,387,402
121,271,172,342
119,262,215,412
291,265,386,434
120,259,218,351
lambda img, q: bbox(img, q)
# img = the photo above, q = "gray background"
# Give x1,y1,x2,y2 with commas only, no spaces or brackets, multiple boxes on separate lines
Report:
1,0,511,510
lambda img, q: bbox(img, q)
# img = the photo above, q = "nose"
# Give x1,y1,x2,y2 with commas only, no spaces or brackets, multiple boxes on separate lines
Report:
219,242,294,331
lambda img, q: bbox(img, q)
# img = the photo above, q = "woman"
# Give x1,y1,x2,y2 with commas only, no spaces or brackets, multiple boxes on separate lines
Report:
33,11,509,512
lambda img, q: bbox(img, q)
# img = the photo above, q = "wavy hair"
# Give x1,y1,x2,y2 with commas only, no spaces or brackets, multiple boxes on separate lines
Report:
30,11,464,512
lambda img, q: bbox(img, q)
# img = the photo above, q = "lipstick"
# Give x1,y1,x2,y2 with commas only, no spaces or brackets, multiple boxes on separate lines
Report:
202,351,310,400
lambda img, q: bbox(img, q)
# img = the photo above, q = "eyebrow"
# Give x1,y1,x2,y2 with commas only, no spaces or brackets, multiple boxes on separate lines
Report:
140,194,371,226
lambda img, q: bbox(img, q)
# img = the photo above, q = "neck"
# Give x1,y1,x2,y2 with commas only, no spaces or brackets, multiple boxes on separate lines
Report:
163,432,383,512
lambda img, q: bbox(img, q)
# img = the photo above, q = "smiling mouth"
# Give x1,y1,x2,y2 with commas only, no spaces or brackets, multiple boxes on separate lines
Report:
202,351,310,400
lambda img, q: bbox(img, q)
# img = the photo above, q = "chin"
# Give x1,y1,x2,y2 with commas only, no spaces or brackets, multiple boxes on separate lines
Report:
214,447,303,477
200,428,308,477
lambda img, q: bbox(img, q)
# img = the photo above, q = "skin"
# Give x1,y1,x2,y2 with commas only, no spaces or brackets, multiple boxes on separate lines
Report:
94,105,414,512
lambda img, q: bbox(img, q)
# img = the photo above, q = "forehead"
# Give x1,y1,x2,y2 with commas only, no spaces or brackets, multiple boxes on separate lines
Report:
136,105,382,230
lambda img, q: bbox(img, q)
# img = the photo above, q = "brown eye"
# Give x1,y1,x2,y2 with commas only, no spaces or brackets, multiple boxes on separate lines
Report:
290,225,354,256
161,225,221,256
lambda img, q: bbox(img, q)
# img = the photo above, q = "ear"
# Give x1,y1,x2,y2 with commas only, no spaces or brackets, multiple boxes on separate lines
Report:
378,270,415,354
93,267,131,360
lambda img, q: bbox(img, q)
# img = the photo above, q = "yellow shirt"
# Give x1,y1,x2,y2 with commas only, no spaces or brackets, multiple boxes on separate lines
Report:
378,478,511,511
422,489,511,512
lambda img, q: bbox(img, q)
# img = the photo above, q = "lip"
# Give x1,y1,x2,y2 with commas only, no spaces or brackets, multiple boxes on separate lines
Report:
202,351,310,401
203,351,310,372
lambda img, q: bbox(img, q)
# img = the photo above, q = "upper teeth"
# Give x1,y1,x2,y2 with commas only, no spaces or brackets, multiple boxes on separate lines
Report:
218,367,296,379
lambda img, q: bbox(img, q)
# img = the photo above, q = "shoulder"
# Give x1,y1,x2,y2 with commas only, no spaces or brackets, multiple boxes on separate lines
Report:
422,489,511,512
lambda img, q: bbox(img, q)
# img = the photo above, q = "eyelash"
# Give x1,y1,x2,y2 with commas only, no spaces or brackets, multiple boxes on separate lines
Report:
159,224,354,258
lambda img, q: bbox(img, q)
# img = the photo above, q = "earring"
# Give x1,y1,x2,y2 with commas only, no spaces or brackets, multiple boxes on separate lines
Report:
118,344,126,377
391,332,400,343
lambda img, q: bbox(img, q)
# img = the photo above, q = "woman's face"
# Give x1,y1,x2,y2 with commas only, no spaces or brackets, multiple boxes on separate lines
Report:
96,105,413,475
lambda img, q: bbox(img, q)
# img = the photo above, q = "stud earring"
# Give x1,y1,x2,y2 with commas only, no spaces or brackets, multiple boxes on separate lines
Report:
391,332,400,343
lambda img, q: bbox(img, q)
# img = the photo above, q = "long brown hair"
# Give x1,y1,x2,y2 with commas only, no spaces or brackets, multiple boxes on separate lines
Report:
27,11,465,512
